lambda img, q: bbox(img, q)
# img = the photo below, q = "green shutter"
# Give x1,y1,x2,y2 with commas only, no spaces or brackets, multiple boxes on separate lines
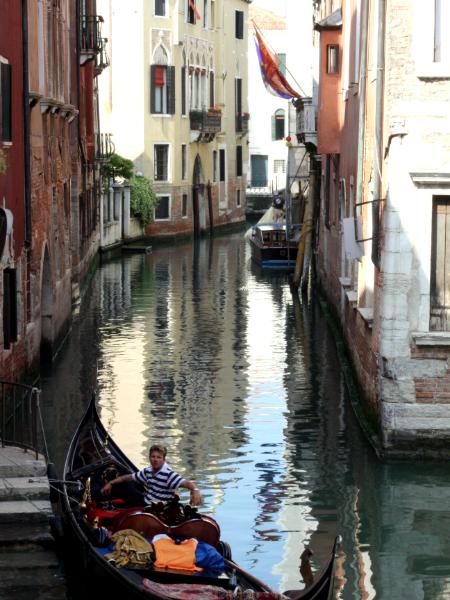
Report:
271,115,276,141
150,65,156,113
167,66,176,115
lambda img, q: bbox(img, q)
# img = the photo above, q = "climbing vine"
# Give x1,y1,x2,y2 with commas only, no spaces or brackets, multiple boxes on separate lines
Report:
129,175,158,228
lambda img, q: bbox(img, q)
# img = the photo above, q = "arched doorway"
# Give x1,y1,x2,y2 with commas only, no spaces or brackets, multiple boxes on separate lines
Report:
192,155,205,238
40,247,54,366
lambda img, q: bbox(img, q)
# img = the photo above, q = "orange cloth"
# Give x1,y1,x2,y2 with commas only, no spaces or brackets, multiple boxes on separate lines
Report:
153,536,202,572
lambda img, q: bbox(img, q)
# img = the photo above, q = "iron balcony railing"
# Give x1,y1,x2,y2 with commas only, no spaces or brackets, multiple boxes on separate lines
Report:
80,15,104,63
189,109,222,134
96,133,115,161
95,37,110,75
0,381,41,460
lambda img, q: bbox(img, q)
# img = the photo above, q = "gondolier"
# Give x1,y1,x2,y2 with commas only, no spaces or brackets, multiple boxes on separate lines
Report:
101,443,202,506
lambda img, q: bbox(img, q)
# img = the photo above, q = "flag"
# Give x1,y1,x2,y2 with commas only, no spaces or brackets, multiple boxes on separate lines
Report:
254,27,300,100
188,0,201,23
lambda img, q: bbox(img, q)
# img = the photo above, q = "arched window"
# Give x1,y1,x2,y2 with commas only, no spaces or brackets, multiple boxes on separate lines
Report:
272,109,285,140
151,45,175,114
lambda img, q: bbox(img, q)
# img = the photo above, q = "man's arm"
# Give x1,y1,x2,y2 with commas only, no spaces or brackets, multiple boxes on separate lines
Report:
179,479,203,506
101,473,133,496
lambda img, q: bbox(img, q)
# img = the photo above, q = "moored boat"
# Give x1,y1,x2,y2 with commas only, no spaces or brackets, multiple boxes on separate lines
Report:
62,396,341,599
248,223,300,270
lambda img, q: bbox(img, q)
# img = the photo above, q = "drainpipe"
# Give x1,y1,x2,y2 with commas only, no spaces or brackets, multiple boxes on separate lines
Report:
355,0,369,235
372,0,386,267
22,0,32,248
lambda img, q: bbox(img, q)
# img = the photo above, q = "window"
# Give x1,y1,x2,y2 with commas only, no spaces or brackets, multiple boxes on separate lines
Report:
272,109,285,140
236,145,243,177
3,268,18,349
327,45,339,74
213,150,218,182
236,189,241,207
1,62,12,142
277,53,286,77
251,155,268,187
155,0,167,17
181,144,187,180
154,144,169,181
155,195,170,220
182,193,188,218
187,0,197,24
150,46,175,115
219,149,226,182
235,10,244,39
274,159,286,174
430,197,450,331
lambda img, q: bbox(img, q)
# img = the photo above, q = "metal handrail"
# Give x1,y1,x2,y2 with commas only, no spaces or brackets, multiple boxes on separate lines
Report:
0,381,40,460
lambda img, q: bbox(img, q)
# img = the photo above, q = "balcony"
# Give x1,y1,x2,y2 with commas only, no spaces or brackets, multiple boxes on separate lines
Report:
189,108,221,142
235,112,250,135
95,133,115,162
294,97,317,146
80,15,105,65
94,37,110,75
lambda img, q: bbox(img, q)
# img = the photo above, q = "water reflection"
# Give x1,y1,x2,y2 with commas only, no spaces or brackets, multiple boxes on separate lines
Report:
40,232,450,599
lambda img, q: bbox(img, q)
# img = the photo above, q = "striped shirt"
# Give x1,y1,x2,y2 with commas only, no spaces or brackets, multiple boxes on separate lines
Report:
132,462,184,504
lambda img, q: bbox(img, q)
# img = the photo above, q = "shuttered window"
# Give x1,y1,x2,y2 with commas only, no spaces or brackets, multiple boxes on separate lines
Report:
154,144,169,181
155,195,170,220
430,197,450,331
219,149,225,182
150,64,175,114
235,10,244,39
236,145,243,177
3,268,18,349
1,62,12,142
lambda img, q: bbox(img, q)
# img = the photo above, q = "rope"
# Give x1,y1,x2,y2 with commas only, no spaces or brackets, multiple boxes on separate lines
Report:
36,389,50,464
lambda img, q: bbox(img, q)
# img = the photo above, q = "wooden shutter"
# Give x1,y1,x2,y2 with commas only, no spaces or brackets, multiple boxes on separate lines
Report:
235,11,243,39
3,269,17,349
167,66,176,114
430,197,450,331
209,71,214,108
236,145,242,177
181,66,186,115
1,63,12,142
150,65,156,113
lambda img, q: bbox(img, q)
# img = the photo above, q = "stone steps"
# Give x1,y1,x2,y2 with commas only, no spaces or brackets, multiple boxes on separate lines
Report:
0,446,67,599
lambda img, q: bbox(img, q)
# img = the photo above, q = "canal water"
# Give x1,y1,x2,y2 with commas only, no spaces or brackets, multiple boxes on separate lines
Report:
41,230,450,600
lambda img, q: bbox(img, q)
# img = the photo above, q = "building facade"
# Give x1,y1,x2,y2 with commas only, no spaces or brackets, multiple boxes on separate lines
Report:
311,0,450,456
0,0,109,381
98,0,250,241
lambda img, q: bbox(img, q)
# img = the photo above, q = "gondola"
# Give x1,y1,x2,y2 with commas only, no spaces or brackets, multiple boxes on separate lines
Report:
61,396,341,599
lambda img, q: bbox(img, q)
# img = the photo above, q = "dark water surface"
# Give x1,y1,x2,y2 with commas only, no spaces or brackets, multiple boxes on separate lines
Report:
41,232,450,599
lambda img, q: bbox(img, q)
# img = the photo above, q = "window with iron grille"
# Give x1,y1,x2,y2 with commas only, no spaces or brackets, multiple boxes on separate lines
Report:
1,62,12,142
235,10,244,39
430,196,450,331
274,159,286,174
155,195,170,220
3,268,18,349
154,144,169,181
182,193,188,217
236,189,241,207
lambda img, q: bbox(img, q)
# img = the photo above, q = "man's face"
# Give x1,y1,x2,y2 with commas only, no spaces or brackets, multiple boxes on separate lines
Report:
149,450,165,471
